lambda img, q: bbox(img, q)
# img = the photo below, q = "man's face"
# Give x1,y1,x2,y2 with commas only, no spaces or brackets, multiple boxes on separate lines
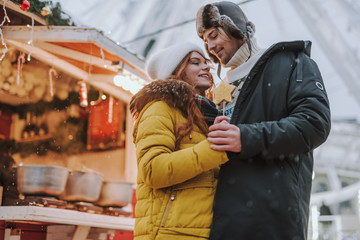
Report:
203,27,244,65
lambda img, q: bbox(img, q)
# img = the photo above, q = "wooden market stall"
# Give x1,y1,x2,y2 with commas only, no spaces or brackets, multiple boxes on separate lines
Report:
0,1,146,239
1,25,145,182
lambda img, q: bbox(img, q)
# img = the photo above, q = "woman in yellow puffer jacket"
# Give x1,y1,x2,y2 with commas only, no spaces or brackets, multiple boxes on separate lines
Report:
130,43,228,240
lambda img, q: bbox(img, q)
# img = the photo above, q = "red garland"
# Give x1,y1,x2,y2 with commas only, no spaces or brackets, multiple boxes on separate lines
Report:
19,0,30,11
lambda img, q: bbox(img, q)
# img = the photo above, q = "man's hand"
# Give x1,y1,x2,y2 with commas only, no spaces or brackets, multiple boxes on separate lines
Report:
208,116,242,152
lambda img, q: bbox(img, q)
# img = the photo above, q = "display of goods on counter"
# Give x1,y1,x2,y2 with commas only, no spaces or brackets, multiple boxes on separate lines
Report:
61,169,104,202
0,52,126,157
7,163,135,216
16,164,69,196
96,181,133,208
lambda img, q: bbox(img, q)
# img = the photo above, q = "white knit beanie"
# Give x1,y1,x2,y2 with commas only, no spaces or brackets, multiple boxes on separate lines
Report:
145,42,205,81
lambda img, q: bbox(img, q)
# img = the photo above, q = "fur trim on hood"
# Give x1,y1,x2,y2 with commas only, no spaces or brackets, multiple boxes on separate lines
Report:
130,79,196,120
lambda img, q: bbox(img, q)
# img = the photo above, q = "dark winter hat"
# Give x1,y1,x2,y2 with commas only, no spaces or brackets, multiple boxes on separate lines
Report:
196,1,256,66
196,1,255,39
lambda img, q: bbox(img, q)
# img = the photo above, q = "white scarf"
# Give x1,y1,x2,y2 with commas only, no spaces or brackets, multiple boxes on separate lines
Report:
225,37,266,84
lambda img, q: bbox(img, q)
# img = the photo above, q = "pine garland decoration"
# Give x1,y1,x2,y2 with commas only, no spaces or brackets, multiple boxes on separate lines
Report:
11,0,75,26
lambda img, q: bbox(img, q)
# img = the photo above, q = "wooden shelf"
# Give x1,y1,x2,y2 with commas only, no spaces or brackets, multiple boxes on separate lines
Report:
0,206,134,231
16,134,53,143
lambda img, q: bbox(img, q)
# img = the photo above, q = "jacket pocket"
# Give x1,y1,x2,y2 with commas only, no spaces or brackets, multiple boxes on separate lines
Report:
160,191,177,227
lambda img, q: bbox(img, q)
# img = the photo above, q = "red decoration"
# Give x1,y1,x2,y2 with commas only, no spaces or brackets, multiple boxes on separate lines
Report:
79,79,88,107
87,98,125,150
0,111,12,140
19,0,30,11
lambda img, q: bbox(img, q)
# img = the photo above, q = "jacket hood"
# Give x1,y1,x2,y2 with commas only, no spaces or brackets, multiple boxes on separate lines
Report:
130,79,195,115
130,79,196,138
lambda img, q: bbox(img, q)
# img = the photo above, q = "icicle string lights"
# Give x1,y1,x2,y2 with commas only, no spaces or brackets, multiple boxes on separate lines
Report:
27,15,34,61
79,79,88,107
49,68,57,97
100,47,107,68
16,53,26,85
108,96,113,123
0,0,10,61
0,0,9,25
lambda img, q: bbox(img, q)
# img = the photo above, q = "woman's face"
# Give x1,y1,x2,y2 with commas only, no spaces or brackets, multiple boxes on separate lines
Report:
183,51,211,90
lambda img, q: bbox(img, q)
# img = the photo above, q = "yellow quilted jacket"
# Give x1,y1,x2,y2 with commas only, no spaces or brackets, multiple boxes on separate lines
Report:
132,98,228,240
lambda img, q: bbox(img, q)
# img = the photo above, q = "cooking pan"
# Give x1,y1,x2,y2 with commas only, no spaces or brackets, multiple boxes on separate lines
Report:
16,164,69,196
61,170,104,202
96,181,133,207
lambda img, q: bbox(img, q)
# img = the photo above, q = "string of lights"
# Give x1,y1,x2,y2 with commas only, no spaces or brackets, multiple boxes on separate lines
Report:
26,15,34,61
0,0,10,61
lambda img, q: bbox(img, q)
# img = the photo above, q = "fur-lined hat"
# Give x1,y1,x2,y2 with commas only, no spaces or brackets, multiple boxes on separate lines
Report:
196,1,255,39
196,1,255,65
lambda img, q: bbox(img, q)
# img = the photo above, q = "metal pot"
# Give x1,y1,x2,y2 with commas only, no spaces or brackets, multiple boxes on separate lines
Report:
96,181,133,207
61,170,104,202
16,164,69,196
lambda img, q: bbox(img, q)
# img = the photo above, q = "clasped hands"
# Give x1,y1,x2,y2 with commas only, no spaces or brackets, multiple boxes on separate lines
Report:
208,116,242,152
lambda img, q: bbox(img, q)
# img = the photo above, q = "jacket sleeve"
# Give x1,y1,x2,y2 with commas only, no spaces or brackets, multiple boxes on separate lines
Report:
238,53,331,159
134,101,228,189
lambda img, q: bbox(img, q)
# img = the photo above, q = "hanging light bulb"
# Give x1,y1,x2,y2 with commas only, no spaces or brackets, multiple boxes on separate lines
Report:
79,79,88,107
113,72,145,94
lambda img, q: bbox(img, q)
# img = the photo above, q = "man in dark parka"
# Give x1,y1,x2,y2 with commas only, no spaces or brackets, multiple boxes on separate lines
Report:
195,1,331,240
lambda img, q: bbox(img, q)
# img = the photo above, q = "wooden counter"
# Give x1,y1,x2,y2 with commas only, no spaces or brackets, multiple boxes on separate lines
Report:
0,206,135,231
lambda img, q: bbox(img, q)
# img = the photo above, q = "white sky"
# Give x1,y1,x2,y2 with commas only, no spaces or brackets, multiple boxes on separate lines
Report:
54,0,360,122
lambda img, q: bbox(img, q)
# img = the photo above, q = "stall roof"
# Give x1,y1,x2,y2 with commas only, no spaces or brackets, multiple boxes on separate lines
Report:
2,25,147,103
